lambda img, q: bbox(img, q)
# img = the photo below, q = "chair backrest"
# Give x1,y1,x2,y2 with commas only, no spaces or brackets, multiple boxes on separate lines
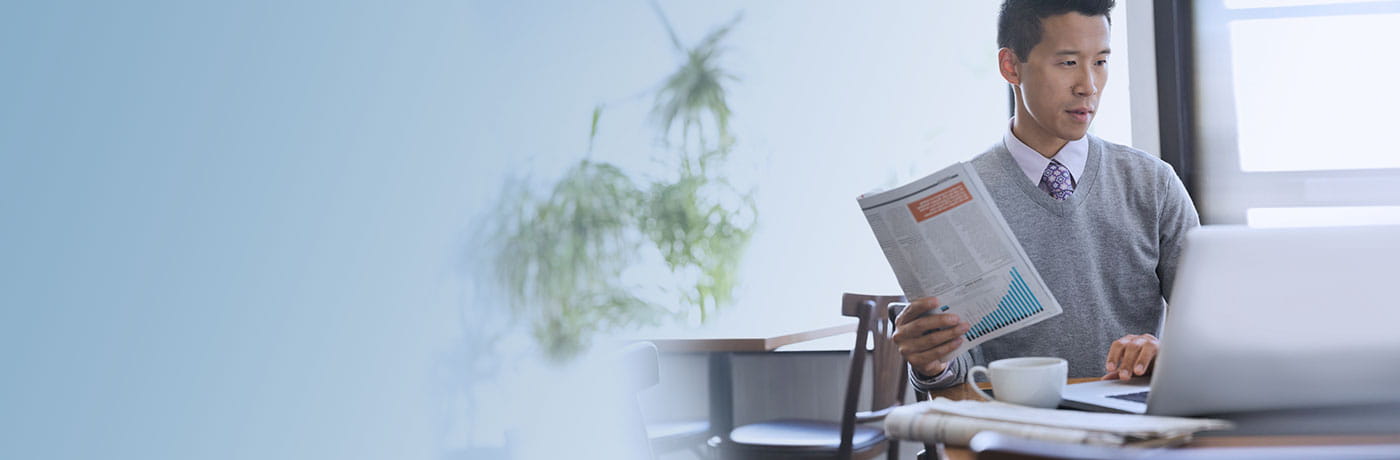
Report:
837,293,909,457
619,341,660,460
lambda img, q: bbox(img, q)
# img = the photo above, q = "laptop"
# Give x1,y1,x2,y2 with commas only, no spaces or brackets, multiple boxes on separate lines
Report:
1061,377,1151,414
1060,225,1400,416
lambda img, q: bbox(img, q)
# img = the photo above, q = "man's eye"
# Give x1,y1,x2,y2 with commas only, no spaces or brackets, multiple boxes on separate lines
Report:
1061,60,1077,66
1096,59,1108,66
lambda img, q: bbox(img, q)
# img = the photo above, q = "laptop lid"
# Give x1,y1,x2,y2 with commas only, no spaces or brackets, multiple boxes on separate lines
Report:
1146,225,1400,416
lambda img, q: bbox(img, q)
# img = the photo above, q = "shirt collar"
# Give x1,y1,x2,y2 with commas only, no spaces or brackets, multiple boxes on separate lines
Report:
1002,117,1088,186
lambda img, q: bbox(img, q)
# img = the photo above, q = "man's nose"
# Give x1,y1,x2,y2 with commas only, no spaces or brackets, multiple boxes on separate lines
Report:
1073,68,1099,97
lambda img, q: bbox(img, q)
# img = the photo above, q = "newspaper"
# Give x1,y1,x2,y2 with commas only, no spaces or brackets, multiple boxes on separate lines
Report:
857,162,1061,357
884,398,1234,447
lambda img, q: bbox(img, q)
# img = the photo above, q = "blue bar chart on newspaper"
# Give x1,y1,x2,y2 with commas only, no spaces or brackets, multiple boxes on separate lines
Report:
857,162,1062,356
965,267,1044,340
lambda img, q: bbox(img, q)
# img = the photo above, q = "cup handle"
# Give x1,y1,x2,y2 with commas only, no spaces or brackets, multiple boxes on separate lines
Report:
967,365,994,402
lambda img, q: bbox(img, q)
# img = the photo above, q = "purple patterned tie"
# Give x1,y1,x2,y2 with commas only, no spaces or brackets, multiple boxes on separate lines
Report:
1039,160,1074,200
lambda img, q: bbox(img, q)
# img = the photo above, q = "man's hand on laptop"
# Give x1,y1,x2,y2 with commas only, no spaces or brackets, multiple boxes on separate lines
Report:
1101,333,1159,381
893,297,972,377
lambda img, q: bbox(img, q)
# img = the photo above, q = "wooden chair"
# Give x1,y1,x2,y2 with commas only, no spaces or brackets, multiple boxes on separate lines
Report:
706,293,909,460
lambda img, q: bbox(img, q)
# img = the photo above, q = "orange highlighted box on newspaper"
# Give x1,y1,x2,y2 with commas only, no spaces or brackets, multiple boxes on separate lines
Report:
907,183,972,222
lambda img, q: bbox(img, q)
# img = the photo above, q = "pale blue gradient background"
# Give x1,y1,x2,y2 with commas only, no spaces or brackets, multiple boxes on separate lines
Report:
3,1,475,458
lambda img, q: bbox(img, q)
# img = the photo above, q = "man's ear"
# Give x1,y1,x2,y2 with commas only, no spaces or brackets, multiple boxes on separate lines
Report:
998,48,1021,85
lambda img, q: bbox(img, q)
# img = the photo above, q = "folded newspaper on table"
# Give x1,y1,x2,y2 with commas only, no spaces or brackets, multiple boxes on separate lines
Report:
885,398,1234,447
857,162,1060,357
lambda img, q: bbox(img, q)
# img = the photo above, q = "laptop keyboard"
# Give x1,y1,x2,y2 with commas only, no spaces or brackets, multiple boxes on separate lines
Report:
1108,390,1150,403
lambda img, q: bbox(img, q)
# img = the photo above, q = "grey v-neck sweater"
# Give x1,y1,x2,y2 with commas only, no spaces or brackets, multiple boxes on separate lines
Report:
916,135,1200,389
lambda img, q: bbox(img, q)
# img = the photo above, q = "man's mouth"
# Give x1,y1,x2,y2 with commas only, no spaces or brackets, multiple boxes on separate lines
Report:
1067,108,1093,122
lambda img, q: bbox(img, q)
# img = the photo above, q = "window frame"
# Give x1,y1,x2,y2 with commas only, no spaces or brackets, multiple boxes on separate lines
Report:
1181,0,1400,225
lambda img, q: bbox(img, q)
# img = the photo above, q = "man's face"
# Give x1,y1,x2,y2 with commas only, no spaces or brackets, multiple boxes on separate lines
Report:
1006,13,1110,145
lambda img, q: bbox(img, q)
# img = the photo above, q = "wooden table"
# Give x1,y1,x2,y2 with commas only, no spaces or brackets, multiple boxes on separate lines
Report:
640,323,857,439
647,323,854,353
925,377,1400,460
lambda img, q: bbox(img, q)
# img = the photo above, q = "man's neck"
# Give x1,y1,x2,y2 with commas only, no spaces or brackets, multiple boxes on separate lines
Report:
1011,114,1070,159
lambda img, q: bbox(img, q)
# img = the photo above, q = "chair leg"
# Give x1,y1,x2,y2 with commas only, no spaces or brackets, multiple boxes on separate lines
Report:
916,444,944,460
888,440,900,460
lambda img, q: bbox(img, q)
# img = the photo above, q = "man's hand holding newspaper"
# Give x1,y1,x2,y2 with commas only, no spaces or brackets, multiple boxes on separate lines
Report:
892,297,970,377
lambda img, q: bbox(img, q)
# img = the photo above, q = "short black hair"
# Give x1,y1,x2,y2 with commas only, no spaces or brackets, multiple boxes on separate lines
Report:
998,0,1115,62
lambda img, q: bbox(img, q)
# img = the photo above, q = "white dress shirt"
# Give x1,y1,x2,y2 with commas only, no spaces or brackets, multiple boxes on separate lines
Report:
1002,118,1088,189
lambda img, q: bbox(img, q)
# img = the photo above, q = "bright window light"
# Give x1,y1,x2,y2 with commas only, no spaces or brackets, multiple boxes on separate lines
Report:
1225,0,1393,8
1229,14,1400,172
1247,206,1400,228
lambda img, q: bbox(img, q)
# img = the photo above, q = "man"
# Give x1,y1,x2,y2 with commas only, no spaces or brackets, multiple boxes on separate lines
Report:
893,0,1199,390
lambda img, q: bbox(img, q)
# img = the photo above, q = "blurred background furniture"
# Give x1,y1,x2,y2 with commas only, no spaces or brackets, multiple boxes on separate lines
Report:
621,341,663,460
639,321,858,457
646,419,711,459
705,293,908,460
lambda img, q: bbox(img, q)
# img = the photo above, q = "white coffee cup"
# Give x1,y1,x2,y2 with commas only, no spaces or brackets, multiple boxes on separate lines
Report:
967,357,1067,408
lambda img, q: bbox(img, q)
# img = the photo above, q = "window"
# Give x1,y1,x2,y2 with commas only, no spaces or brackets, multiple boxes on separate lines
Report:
1247,206,1400,227
1192,0,1400,226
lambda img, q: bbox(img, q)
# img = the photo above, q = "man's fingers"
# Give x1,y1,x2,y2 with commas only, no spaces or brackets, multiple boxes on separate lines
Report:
910,336,966,374
896,321,968,357
1132,341,1158,376
895,297,940,327
904,344,948,376
908,314,962,335
908,334,967,367
908,321,969,350
1104,334,1161,380
1117,339,1145,380
1105,338,1125,373
891,298,965,377
892,313,961,344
